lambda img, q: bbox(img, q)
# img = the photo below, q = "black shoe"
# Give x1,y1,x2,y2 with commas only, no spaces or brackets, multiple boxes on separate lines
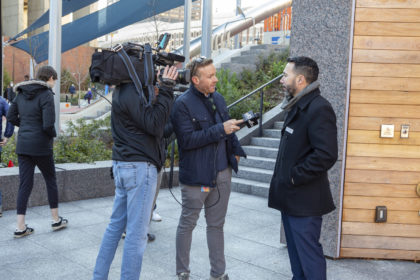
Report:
52,217,68,231
147,233,155,242
14,225,34,238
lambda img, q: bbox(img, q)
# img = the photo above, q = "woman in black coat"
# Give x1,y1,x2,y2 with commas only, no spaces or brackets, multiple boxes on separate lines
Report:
7,66,68,238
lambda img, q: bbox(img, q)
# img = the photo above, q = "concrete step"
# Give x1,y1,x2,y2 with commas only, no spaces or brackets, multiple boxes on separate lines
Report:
249,44,284,51
231,177,270,198
242,145,278,159
250,137,280,148
273,121,284,130
239,155,276,170
220,62,256,74
231,55,260,64
263,129,281,138
232,165,273,183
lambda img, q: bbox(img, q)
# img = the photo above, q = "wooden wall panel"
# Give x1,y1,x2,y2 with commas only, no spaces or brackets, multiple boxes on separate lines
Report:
349,117,420,131
355,22,420,36
350,90,420,105
342,235,420,251
343,196,420,211
353,49,420,64
345,169,420,185
346,157,420,172
356,8,420,22
342,222,420,238
349,103,420,118
352,63,420,78
340,248,420,260
357,0,420,9
342,0,420,260
354,36,420,51
348,130,420,145
343,209,420,225
344,182,417,198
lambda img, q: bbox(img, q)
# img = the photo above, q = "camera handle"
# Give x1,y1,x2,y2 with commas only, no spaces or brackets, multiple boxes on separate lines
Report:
144,43,155,107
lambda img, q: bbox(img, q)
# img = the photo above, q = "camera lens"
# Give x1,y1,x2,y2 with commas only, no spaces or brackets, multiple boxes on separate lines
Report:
159,68,190,85
177,69,190,85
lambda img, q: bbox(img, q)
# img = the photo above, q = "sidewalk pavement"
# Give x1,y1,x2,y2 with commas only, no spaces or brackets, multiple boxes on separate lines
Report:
0,189,419,280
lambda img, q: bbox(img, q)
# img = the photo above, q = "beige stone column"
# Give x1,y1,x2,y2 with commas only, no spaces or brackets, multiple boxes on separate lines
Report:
2,0,25,37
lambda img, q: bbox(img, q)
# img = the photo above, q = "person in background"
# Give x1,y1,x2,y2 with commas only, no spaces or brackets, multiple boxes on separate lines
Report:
0,95,15,217
85,88,93,104
7,65,68,238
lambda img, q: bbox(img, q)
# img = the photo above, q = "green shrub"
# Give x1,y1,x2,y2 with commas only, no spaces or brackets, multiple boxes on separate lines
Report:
1,135,18,167
216,50,288,120
3,70,12,92
1,117,113,167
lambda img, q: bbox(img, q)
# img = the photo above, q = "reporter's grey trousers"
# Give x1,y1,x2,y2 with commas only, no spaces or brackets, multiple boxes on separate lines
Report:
176,168,232,278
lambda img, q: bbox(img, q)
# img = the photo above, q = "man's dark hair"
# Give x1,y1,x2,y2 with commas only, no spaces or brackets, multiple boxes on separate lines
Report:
36,66,58,82
287,56,319,84
187,57,213,77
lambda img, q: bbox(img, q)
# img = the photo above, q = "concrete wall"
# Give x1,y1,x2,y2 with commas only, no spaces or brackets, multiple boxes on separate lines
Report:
28,0,49,35
288,0,353,257
0,161,179,211
2,0,25,37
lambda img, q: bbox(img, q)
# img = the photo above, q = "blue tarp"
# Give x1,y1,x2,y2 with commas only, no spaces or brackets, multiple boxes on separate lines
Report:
9,0,98,42
11,0,198,63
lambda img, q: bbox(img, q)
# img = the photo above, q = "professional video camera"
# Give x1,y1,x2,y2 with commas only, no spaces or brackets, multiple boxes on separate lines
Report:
89,33,190,106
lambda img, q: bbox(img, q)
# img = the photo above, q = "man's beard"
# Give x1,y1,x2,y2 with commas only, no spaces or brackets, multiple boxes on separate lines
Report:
284,84,296,97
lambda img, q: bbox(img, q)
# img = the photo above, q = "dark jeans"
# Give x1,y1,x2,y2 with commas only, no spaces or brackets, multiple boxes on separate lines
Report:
281,213,326,280
17,154,59,215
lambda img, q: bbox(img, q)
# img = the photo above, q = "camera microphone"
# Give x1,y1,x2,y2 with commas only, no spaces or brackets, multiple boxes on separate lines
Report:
241,111,260,128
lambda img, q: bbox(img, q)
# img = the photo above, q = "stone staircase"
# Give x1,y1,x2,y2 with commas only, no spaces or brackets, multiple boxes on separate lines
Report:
216,44,288,75
231,121,284,198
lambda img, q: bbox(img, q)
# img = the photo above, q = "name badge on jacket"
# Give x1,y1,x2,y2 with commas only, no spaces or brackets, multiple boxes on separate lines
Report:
285,127,294,134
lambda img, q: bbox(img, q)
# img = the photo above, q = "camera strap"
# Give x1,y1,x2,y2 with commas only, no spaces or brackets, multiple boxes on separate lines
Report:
114,44,148,105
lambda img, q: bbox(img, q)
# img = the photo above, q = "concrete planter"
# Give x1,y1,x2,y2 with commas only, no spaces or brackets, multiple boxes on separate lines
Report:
0,161,179,211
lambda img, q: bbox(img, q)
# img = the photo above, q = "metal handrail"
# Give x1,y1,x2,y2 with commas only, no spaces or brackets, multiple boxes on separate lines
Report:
227,74,283,136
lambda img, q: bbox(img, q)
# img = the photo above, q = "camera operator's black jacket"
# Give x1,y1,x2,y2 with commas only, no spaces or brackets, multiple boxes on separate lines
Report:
7,80,56,156
111,82,173,171
171,85,246,188
268,88,337,216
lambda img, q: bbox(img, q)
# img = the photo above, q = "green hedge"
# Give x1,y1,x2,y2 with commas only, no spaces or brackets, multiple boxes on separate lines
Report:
1,118,112,167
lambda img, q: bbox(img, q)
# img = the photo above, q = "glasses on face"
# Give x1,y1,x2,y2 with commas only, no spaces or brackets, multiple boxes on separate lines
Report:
190,56,207,77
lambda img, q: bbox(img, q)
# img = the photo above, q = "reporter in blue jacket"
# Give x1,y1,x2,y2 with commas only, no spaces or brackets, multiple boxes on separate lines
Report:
171,57,246,280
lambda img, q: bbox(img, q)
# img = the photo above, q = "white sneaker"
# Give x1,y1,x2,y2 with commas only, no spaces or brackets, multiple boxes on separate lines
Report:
152,211,162,222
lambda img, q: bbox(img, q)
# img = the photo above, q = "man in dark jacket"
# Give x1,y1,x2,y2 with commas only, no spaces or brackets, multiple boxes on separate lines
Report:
93,65,178,280
4,83,15,103
171,57,246,280
268,56,338,280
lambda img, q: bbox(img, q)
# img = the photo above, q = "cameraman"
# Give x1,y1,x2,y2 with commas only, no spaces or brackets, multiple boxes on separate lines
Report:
171,57,246,280
93,65,178,280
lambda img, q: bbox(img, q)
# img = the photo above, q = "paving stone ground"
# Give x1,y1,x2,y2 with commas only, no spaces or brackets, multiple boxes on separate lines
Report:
0,188,419,280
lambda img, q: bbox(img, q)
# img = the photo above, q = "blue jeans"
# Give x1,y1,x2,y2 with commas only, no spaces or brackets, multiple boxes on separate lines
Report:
93,161,157,280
